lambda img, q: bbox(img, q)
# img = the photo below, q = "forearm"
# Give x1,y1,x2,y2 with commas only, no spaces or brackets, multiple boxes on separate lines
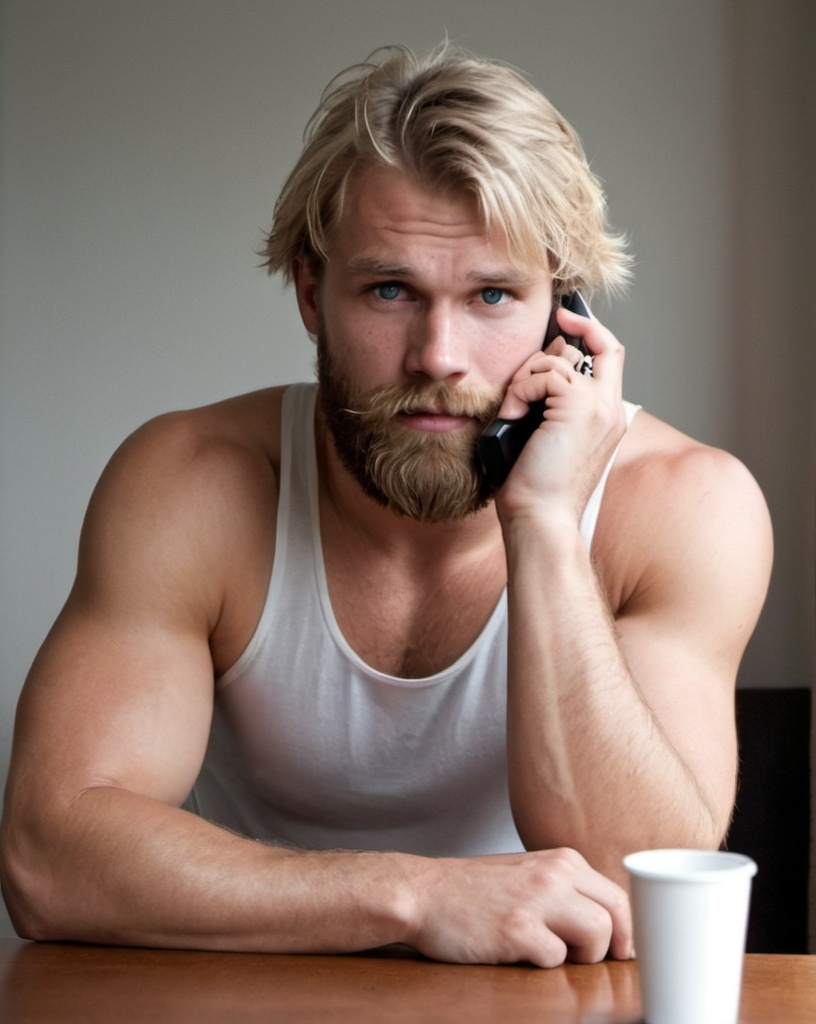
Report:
1,784,634,966
504,515,728,879
1,786,415,952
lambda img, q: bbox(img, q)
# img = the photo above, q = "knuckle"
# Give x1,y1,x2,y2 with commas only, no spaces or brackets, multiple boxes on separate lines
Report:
608,883,631,920
585,900,614,935
525,847,582,891
549,846,584,870
499,912,568,969
501,905,534,937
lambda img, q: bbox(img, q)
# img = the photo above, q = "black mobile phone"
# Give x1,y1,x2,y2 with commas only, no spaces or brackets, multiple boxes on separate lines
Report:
477,291,592,490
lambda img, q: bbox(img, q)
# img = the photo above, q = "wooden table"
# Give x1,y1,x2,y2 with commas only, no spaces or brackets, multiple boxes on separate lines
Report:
0,938,813,1022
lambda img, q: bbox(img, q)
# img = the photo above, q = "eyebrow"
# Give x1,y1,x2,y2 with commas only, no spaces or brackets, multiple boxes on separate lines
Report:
345,256,536,286
465,268,537,286
345,257,415,278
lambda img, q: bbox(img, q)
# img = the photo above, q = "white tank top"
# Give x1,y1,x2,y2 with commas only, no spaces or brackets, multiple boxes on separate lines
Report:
187,384,639,856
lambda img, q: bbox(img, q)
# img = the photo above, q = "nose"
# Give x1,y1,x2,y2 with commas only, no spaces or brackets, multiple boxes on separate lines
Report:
403,304,469,381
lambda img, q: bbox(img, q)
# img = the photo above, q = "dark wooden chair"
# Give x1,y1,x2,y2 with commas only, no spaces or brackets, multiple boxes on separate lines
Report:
724,687,811,953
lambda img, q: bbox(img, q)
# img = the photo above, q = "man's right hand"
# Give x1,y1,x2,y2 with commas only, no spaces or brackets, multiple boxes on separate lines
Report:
404,847,633,967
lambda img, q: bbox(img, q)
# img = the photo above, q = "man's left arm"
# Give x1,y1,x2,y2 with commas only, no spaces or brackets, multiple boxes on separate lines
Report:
496,313,773,883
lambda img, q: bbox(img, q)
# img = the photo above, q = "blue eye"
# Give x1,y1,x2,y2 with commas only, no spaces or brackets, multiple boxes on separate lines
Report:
375,282,402,301
481,288,507,305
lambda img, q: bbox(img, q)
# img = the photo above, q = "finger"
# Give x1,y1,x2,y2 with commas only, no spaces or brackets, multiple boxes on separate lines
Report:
496,355,578,419
511,850,623,966
544,335,592,373
523,883,616,967
567,344,594,376
574,876,633,962
533,849,633,963
554,305,596,346
554,895,615,965
589,339,625,386
542,333,570,357
522,929,570,970
556,307,626,385
501,369,568,417
525,351,584,384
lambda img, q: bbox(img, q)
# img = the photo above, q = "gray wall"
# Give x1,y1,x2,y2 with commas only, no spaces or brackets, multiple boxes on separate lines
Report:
2,1,814,941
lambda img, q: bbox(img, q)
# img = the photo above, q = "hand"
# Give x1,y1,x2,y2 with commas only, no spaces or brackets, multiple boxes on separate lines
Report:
407,847,633,967
493,307,627,523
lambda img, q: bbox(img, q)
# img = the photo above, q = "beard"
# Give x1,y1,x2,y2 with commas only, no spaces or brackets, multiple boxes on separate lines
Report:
316,332,503,523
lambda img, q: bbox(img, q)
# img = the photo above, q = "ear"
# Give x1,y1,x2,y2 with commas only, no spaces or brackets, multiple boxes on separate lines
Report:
292,257,321,335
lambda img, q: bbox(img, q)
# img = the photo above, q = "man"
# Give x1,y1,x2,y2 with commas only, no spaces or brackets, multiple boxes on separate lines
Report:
0,44,771,967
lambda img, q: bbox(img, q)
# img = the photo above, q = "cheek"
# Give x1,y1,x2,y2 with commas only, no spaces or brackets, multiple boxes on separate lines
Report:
474,335,541,390
318,320,394,400
325,313,406,383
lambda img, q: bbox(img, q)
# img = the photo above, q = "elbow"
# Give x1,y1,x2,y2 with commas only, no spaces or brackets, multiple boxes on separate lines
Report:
653,768,736,856
652,804,732,858
0,817,70,942
697,781,737,853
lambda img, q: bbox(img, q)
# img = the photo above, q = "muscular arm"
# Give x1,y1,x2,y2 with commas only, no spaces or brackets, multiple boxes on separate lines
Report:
0,400,631,965
497,312,773,880
0,408,296,949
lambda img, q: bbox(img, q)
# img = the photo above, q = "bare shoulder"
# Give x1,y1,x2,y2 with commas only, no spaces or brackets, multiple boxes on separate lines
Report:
609,409,769,516
595,409,773,620
85,387,286,548
75,387,289,666
109,385,286,479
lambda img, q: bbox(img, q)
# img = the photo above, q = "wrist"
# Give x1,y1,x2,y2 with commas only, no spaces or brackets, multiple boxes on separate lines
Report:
391,854,454,953
501,506,588,560
495,480,587,533
372,852,432,949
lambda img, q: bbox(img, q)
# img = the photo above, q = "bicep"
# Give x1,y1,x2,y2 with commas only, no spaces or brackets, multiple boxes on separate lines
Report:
7,417,242,813
12,597,215,810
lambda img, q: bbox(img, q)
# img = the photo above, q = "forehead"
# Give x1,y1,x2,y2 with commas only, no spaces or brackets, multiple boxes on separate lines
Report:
328,164,524,270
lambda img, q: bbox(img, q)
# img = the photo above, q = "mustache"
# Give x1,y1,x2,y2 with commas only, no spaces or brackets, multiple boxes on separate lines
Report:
342,381,504,424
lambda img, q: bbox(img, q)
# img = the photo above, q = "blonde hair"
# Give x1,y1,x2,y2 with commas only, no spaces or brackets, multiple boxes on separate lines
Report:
262,43,631,296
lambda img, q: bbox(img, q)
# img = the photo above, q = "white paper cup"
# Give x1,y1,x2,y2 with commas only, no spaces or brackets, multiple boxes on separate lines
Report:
623,849,757,1024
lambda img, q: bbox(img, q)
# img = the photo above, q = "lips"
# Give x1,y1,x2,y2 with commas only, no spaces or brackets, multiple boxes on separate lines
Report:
399,409,477,432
